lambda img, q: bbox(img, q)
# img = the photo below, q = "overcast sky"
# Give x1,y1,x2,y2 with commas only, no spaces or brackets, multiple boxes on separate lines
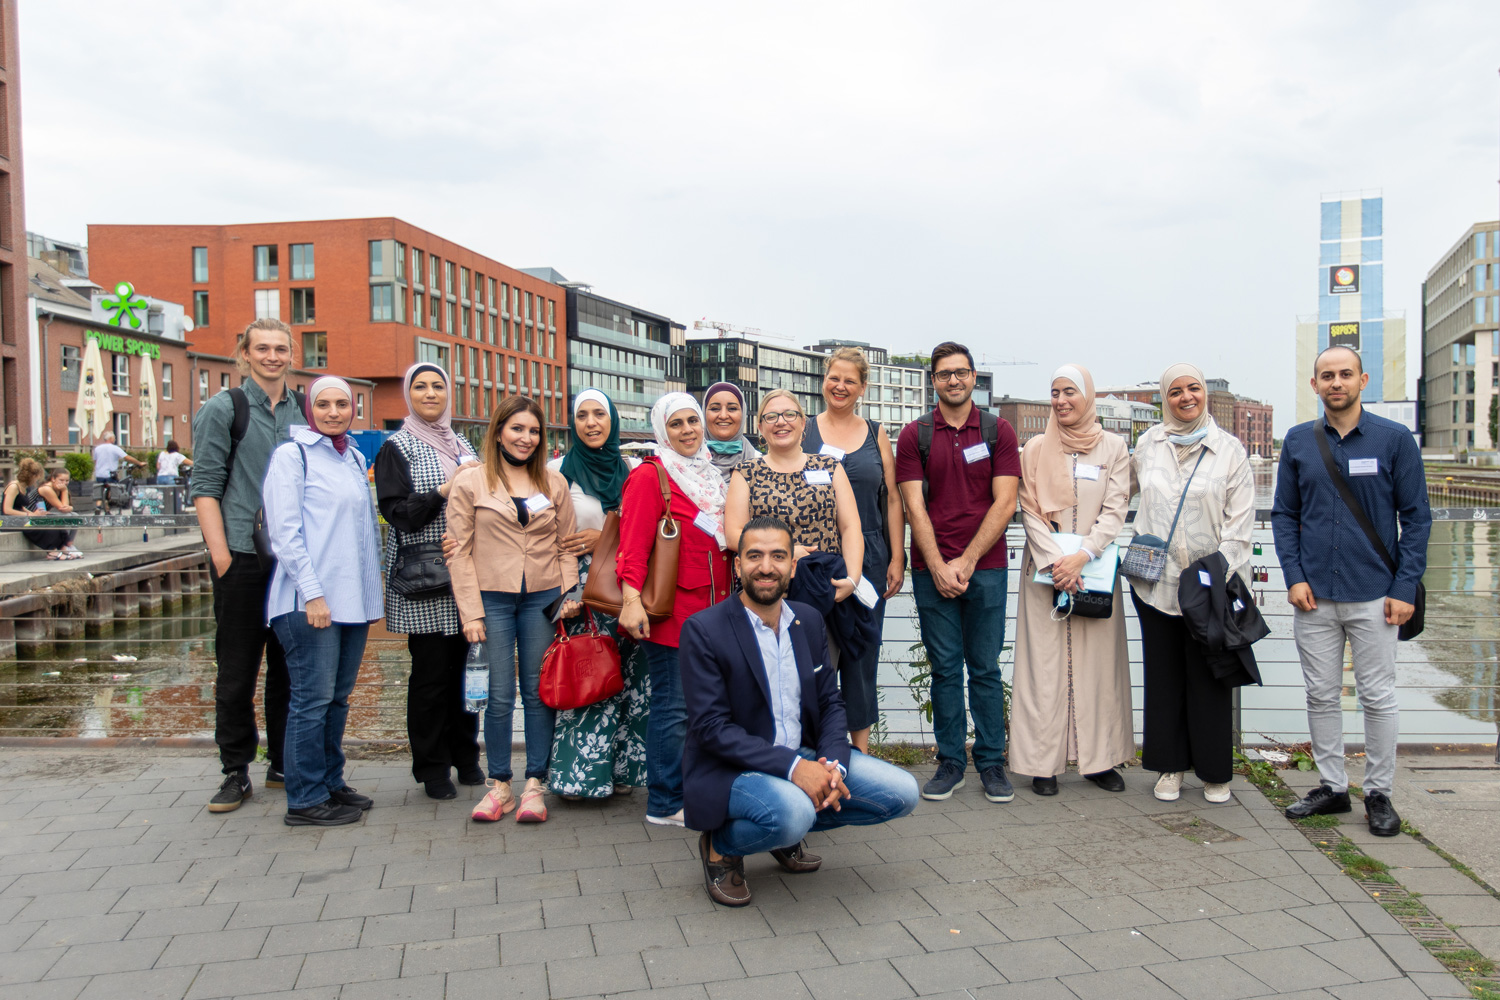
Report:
20,2,1500,432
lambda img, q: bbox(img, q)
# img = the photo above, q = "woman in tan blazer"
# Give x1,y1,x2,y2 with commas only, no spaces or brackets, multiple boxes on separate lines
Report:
448,395,580,824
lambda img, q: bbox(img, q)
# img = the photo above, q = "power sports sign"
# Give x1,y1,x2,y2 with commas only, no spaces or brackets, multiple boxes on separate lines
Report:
86,330,161,359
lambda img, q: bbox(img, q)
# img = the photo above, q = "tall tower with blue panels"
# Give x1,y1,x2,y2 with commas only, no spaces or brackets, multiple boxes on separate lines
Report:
1295,192,1407,424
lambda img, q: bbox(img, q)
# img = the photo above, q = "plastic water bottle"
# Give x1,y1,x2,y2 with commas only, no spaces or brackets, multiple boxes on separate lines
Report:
463,643,489,714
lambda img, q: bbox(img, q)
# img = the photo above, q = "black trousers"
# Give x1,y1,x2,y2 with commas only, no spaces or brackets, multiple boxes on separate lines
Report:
211,552,289,775
1133,591,1233,784
406,631,481,782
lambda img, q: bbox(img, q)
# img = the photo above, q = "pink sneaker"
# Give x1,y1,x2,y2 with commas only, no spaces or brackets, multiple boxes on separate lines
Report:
470,779,515,822
516,777,548,823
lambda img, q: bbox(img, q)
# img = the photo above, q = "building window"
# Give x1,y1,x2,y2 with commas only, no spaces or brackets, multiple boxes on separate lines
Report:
412,248,423,285
291,288,316,324
371,284,395,322
192,246,208,283
412,293,424,326
193,291,210,326
547,299,555,328
461,308,470,339
356,393,364,419
254,245,278,281
429,291,440,331
161,363,173,400
416,339,450,372
111,353,129,394
394,243,406,281
369,240,384,277
429,254,440,289
199,370,209,402
445,301,454,334
290,243,314,280
67,408,78,446
304,332,328,369
114,412,130,447
221,373,231,393
460,267,470,301
254,288,280,319
60,343,79,380
444,261,454,295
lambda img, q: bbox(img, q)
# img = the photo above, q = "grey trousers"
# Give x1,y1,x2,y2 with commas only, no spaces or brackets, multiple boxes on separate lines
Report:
1292,598,1399,795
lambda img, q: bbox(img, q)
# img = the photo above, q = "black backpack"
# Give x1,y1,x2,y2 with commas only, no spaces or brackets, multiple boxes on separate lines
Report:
913,408,999,499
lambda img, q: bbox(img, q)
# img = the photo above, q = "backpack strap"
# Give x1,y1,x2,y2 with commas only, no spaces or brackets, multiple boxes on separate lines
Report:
915,412,934,468
225,386,305,487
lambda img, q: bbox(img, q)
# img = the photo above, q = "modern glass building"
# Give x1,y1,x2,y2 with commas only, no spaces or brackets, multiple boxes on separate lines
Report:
1295,193,1406,423
1420,222,1499,454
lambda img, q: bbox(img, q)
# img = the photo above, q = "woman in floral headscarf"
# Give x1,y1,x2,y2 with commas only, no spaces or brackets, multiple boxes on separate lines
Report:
615,392,733,827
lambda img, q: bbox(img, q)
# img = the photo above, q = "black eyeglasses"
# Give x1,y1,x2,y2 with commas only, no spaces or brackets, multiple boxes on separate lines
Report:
933,368,974,384
761,410,803,424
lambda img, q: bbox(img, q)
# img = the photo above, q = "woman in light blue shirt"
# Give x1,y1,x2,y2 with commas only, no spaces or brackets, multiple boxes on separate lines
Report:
264,376,384,828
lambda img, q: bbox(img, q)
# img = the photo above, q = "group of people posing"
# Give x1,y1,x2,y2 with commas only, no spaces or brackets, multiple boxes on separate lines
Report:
190,318,1429,907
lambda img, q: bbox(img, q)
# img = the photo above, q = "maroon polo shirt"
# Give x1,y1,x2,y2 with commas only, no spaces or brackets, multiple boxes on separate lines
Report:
895,405,1022,572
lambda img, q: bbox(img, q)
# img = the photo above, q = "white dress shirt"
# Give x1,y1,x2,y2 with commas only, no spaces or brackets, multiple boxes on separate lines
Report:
743,601,804,780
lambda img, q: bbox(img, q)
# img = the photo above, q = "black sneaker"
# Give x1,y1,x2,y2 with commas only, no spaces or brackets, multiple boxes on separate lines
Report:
980,765,1015,803
285,800,363,827
264,768,285,789
1284,784,1352,819
922,760,966,801
1365,790,1401,837
208,771,251,813
329,786,373,811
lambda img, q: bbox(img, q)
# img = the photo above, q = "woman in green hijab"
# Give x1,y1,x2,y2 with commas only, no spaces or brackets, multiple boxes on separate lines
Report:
547,389,650,799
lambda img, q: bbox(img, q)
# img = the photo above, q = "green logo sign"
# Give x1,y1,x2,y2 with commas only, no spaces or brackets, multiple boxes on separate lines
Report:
87,331,160,359
101,281,148,329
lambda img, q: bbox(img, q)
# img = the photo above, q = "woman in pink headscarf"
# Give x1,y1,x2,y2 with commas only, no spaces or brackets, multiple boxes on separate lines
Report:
1009,364,1134,798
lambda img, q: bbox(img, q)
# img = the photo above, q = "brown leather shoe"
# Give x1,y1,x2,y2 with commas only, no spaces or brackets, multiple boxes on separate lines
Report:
769,840,822,873
699,831,751,907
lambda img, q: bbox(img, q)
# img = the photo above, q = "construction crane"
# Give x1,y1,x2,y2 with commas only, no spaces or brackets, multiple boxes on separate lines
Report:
692,318,793,343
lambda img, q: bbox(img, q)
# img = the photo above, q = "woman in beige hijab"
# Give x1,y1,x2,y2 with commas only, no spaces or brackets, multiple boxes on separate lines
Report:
1010,364,1134,796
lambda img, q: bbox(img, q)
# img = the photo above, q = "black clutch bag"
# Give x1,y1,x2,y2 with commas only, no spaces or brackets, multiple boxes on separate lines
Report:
390,540,451,599
1053,588,1115,620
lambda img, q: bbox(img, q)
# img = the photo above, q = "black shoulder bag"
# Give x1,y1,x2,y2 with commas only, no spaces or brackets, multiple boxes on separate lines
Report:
1312,420,1424,640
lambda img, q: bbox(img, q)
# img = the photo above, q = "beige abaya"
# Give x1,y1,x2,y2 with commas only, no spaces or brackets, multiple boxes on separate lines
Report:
1009,433,1134,778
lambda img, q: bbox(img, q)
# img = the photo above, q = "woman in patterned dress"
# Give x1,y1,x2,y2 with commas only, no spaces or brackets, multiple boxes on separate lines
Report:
725,388,864,601
1010,364,1134,797
375,363,482,800
547,390,650,800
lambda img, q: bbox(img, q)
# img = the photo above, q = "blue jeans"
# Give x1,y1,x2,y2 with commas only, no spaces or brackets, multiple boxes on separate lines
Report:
713,749,919,856
480,587,559,781
155,475,178,486
913,567,1009,772
640,640,686,818
270,612,369,810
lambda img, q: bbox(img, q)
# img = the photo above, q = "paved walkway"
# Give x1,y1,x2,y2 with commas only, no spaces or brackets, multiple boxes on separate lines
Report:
0,748,1477,1000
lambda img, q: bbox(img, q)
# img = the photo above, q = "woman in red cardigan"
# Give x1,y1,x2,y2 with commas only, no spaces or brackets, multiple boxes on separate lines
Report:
617,392,733,827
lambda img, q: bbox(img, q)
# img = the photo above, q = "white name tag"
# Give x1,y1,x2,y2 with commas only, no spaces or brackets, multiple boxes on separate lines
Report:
819,444,846,461
693,511,719,537
1198,570,1212,587
962,442,990,464
803,469,833,486
1232,598,1245,612
1348,458,1378,476
1074,464,1101,481
854,576,879,609
524,492,552,514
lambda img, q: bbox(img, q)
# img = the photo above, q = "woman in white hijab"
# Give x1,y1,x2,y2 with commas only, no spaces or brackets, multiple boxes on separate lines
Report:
1129,363,1254,805
615,392,734,826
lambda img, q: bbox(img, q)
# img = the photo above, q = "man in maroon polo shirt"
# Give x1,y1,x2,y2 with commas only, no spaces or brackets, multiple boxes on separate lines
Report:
895,342,1022,804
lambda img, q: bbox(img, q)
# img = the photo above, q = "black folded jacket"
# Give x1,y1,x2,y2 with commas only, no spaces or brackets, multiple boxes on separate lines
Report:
786,550,879,662
1176,552,1266,688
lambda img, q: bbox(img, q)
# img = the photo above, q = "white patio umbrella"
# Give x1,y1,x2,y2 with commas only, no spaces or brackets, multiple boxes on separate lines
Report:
138,354,159,448
74,337,113,442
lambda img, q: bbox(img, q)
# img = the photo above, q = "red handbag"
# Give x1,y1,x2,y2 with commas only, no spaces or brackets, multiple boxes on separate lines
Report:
539,614,624,710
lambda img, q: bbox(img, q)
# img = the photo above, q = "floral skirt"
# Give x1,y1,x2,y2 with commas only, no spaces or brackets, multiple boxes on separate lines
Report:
548,608,650,798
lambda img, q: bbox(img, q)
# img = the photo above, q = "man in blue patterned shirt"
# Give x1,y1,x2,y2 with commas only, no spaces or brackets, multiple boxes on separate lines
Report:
1272,346,1430,837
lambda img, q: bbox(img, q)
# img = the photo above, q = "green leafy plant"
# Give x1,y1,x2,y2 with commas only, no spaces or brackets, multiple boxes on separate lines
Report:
62,452,93,481
1290,749,1316,772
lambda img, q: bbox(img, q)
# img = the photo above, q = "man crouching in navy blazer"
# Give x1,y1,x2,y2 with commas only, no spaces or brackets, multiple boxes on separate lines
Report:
680,515,920,907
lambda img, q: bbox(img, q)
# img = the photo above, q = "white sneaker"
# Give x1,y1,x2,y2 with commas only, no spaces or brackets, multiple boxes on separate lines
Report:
1153,772,1183,801
646,809,684,827
1204,782,1232,804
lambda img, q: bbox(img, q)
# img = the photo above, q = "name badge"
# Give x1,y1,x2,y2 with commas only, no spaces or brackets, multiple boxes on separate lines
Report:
962,442,989,464
1348,458,1378,476
1198,570,1212,587
524,492,552,514
819,444,846,461
803,469,833,486
693,511,719,537
1074,464,1101,481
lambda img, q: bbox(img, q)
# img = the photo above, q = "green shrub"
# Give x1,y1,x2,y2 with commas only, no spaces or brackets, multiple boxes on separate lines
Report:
62,452,93,481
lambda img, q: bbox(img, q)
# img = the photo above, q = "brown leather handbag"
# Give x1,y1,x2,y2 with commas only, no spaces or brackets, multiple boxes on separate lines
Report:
581,463,680,623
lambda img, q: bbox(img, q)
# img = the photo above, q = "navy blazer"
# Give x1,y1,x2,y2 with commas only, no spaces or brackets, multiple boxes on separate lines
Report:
679,596,853,833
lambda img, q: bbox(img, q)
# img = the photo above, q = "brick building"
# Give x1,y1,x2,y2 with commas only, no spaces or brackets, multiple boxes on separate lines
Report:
87,218,566,442
1232,395,1274,458
993,395,1049,445
0,1,27,443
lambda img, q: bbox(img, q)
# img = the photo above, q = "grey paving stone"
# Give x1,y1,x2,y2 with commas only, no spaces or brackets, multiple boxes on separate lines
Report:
0,946,64,985
0,978,90,1000
591,913,686,956
296,944,404,988
448,960,550,1000
798,958,915,1000
113,881,213,912
839,888,938,925
379,859,464,888
816,920,925,963
547,952,649,998
1340,900,1405,936
1059,926,1175,970
892,947,1005,995
576,862,661,895
401,934,499,976
981,902,1089,941
1058,895,1166,932
77,965,199,1000
1227,945,1357,992
1146,955,1273,1000
1058,864,1160,897
223,896,325,929
319,886,413,920
19,890,125,922
900,912,1008,952
1402,971,1472,998
360,909,453,948
463,851,543,880
262,915,364,955
1060,965,1180,999
492,870,581,902
342,975,446,1000
855,860,948,893
990,873,1089,906
1132,886,1241,921
1368,934,1448,976
92,862,194,890
1325,981,1429,1000
642,941,746,988
22,913,141,950
184,955,305,999
707,971,814,1000
453,899,542,937
409,877,495,911
1289,902,1365,941
1140,918,1257,960
46,936,167,978
730,932,836,975
1203,877,1311,913
498,923,596,964
758,897,858,936
1307,937,1404,982
677,907,775,947
781,868,872,902
913,880,1011,914
155,926,268,967
1419,893,1500,926
7,869,107,896
542,890,631,927
969,979,1077,1000
1215,908,1330,950
976,939,1092,982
